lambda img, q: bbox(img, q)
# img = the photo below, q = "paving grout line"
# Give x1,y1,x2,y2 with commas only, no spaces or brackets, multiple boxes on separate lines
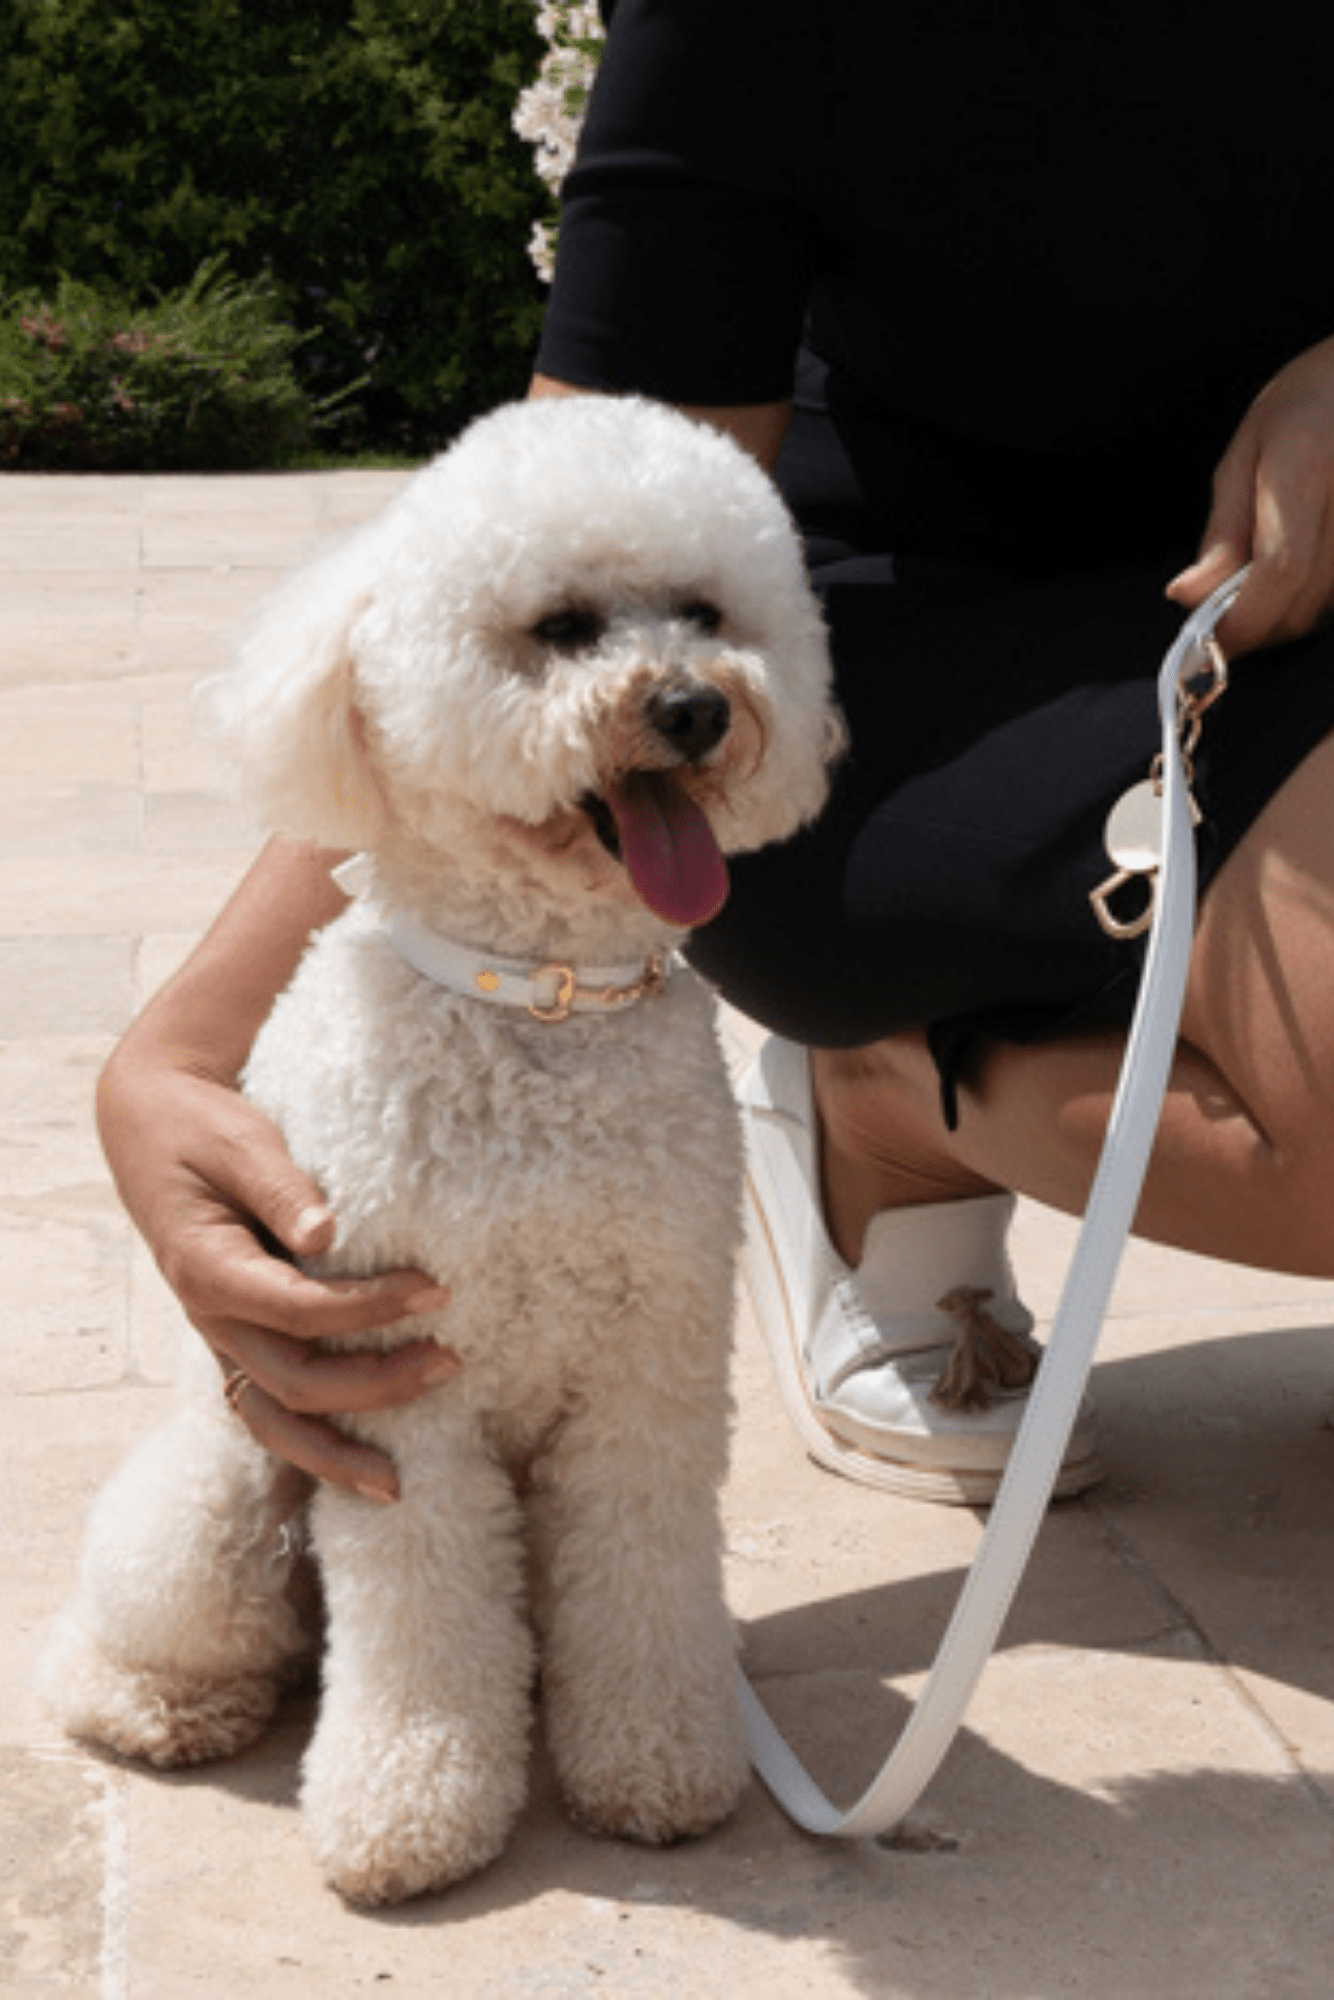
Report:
27,1735,133,1994
1095,1301,1334,1329
132,501,148,686
1089,1491,1334,1826
98,1765,132,2000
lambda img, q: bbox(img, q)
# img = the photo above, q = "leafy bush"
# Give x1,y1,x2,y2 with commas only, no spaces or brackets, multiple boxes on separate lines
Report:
0,260,342,471
0,0,548,453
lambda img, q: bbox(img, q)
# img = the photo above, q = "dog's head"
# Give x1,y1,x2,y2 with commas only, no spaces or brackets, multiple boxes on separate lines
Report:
209,395,843,931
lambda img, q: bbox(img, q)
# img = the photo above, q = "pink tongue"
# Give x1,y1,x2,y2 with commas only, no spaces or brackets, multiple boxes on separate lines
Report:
603,771,729,927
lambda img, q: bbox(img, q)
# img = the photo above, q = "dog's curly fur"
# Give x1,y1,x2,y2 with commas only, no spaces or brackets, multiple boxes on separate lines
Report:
37,396,841,1905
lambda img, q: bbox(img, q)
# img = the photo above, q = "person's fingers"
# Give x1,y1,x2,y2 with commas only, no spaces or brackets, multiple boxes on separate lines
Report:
264,1460,317,1530
1168,340,1334,654
180,1097,338,1261
207,1319,460,1416
1214,457,1334,658
1166,426,1258,613
1224,478,1328,652
223,1371,405,1502
1166,541,1243,608
1166,452,1326,659
164,1203,451,1346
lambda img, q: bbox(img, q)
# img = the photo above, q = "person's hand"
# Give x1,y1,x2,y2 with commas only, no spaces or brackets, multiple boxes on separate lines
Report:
98,1046,458,1506
1167,333,1334,657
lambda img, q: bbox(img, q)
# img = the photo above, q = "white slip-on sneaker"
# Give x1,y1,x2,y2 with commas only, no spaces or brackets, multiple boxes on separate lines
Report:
737,1034,1102,1505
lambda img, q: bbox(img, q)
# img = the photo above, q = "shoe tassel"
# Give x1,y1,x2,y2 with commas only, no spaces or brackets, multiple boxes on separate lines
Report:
930,1286,1039,1413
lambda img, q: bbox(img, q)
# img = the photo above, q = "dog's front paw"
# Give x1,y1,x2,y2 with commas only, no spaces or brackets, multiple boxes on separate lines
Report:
302,1712,529,1905
555,1687,750,1846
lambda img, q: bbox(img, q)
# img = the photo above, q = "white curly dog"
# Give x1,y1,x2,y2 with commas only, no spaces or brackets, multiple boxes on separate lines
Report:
38,395,840,1904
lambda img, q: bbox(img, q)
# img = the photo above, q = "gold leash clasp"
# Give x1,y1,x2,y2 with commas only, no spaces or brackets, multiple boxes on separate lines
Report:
1089,631,1226,942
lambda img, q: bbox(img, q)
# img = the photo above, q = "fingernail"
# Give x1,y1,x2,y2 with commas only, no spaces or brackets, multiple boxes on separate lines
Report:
421,1351,460,1385
405,1285,451,1314
296,1204,333,1237
356,1482,398,1505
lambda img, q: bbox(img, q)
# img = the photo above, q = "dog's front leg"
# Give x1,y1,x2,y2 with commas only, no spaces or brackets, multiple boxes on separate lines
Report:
530,1341,750,1846
300,1406,533,1905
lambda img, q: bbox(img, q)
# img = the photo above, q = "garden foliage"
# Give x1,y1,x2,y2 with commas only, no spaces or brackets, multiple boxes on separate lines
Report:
0,0,548,454
0,261,335,471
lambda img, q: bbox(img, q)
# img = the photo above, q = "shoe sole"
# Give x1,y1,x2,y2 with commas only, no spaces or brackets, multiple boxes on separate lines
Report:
741,1162,1103,1508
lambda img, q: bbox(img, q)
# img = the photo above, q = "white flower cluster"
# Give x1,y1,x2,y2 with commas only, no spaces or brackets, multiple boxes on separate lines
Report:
513,1,606,281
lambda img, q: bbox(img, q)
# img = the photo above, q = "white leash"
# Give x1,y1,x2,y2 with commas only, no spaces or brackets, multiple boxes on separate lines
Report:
739,568,1250,1839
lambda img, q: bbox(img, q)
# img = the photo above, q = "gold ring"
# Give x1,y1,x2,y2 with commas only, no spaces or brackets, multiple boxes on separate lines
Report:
222,1367,253,1417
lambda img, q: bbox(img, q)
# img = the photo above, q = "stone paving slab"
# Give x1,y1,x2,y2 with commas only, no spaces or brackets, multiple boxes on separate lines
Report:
4,472,1334,1997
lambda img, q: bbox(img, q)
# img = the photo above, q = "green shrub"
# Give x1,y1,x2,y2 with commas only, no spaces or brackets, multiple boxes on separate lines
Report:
0,0,547,453
0,261,342,470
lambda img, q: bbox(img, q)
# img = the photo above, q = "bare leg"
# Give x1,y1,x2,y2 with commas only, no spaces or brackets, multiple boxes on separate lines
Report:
816,730,1334,1279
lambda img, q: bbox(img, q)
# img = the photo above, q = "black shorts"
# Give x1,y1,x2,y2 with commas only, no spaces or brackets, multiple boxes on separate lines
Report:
687,542,1334,1126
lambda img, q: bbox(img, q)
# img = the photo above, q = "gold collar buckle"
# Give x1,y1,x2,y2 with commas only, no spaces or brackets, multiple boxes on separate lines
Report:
528,963,579,1023
527,951,667,1024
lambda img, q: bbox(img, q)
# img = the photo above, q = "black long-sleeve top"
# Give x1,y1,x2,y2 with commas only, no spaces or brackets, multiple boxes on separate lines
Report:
538,0,1334,567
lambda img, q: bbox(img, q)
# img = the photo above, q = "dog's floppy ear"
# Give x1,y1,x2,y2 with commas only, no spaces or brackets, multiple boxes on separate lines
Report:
201,531,389,850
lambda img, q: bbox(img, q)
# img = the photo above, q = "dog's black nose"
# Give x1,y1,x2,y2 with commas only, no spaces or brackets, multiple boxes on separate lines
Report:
645,683,731,762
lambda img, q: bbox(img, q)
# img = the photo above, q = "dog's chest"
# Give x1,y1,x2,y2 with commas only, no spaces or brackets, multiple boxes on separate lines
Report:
242,928,744,1380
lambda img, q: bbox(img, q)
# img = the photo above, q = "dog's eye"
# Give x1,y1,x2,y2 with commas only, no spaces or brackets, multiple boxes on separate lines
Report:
679,600,723,635
532,608,604,651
